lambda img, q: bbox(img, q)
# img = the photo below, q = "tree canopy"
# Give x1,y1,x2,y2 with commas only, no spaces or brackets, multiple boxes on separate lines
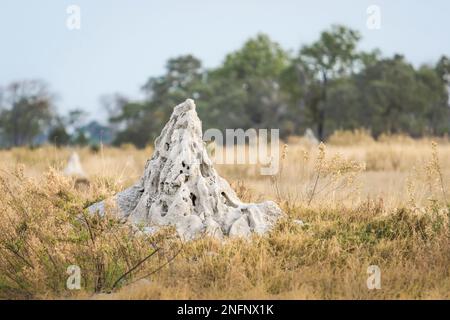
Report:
1,25,449,148
107,25,449,147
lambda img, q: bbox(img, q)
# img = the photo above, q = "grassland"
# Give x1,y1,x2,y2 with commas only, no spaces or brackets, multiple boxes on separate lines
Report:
0,133,449,299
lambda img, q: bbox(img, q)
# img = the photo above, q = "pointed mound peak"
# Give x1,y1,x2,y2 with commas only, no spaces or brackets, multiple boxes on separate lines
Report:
175,98,195,112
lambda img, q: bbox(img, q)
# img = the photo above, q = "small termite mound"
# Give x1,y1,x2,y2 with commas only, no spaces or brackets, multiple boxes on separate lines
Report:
64,152,90,188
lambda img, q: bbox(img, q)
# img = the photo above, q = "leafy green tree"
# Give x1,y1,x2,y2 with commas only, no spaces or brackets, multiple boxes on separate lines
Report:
323,77,361,133
436,55,450,84
417,63,450,135
0,80,54,147
202,33,290,133
72,131,89,146
67,109,88,132
356,55,449,136
48,124,70,147
111,55,205,147
107,26,450,147
297,25,362,139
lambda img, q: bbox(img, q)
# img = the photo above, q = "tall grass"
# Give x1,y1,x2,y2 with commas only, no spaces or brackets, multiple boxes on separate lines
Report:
0,167,180,299
0,137,449,299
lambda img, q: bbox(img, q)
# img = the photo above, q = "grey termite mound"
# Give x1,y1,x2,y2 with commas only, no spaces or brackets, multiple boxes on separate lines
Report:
89,99,284,240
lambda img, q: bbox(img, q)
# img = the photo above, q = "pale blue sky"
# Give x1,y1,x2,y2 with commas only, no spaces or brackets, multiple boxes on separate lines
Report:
1,0,449,122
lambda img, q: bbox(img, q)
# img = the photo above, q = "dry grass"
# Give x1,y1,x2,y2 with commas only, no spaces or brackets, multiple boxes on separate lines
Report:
0,134,449,299
327,128,375,146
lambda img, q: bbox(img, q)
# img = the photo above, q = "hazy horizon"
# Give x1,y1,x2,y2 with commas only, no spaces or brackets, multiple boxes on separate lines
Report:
1,0,449,122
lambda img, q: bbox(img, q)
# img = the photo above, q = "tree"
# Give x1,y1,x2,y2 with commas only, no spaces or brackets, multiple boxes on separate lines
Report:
436,55,450,84
48,124,70,147
0,80,54,147
72,131,89,146
67,109,88,132
111,55,205,147
356,55,450,136
106,26,450,147
417,63,450,135
323,76,361,132
203,34,290,133
297,25,362,140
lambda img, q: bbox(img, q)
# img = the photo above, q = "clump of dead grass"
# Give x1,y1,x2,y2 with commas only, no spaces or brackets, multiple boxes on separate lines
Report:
0,139,449,299
327,129,374,146
0,166,180,299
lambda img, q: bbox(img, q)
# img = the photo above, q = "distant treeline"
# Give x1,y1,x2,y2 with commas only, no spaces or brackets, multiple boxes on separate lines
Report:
0,81,111,148
1,25,449,148
107,25,450,147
